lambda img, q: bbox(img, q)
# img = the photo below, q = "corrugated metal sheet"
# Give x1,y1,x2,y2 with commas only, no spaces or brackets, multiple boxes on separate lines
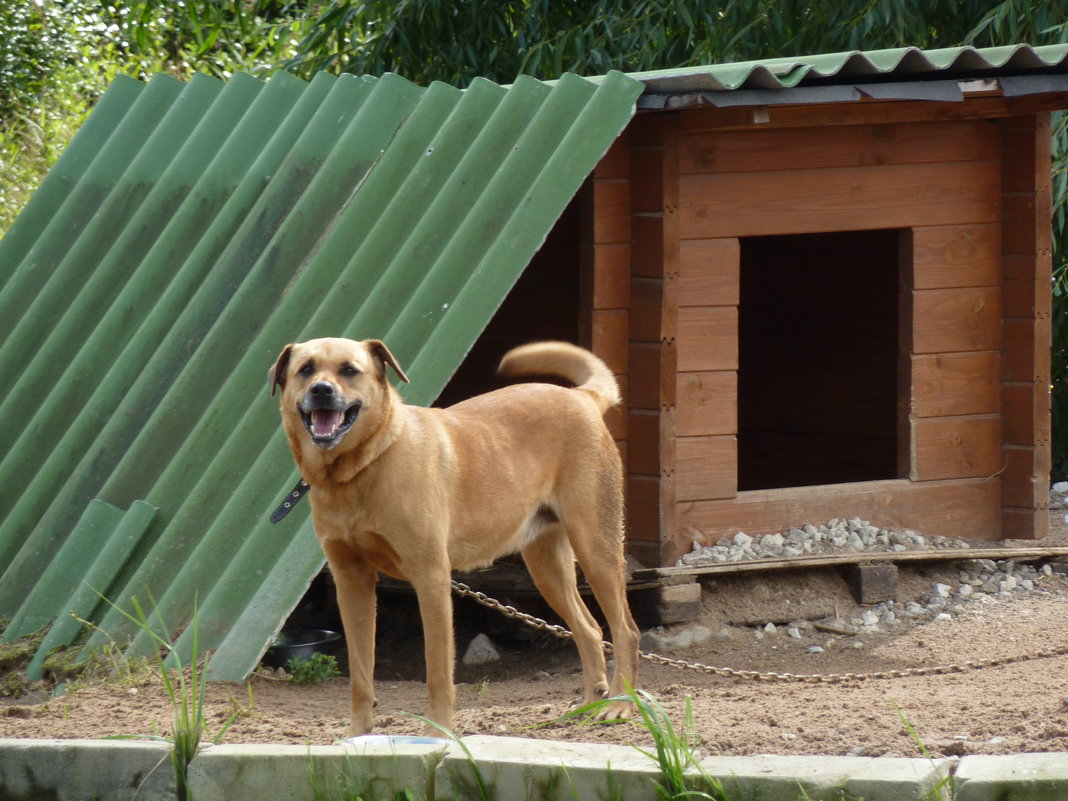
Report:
0,67,643,679
627,42,1068,93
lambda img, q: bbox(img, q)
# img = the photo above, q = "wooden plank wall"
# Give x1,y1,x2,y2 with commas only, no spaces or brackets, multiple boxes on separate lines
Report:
587,130,642,555
664,115,1012,563
1000,114,1053,538
621,116,676,566
590,106,1053,566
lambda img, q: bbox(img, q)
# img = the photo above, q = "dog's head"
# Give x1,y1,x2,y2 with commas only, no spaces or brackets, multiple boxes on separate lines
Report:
269,338,409,453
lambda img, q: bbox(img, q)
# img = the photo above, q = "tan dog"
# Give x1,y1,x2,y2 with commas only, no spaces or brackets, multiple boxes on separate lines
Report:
269,337,640,735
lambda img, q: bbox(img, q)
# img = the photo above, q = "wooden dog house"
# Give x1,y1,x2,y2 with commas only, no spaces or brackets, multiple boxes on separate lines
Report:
446,55,1067,567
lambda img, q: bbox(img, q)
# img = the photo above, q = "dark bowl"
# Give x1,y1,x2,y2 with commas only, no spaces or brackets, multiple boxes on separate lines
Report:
262,629,342,668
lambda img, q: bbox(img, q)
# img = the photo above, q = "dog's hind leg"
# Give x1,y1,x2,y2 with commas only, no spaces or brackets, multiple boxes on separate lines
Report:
566,486,641,721
572,542,641,720
321,539,379,736
520,526,611,707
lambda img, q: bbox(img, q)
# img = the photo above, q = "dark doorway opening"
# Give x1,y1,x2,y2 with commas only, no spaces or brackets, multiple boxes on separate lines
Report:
737,229,903,491
436,195,583,407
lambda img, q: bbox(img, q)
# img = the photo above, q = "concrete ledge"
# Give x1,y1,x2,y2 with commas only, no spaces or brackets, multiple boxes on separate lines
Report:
434,734,662,801
955,753,1068,800
700,754,950,801
190,741,447,801
0,737,174,801
3,737,1067,801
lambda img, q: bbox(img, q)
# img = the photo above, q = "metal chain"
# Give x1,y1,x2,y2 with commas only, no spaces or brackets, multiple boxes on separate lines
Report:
451,580,1068,684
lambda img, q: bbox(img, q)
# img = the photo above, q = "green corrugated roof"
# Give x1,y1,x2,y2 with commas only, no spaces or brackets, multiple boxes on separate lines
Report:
628,42,1068,93
0,67,643,679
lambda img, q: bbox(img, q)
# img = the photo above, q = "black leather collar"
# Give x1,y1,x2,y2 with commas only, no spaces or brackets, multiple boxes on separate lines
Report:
271,478,309,523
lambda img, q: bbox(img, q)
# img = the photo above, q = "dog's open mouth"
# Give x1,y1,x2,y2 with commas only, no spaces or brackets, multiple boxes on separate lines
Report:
299,401,362,449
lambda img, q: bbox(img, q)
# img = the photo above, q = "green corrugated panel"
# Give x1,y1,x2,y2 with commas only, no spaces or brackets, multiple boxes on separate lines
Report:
627,42,1068,92
4,500,125,641
0,70,339,600
23,501,158,681
0,74,146,280
0,66,643,681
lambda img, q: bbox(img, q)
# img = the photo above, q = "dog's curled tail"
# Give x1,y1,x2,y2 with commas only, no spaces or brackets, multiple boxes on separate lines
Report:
498,341,620,414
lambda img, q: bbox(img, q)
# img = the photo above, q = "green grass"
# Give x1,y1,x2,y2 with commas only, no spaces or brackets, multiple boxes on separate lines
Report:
99,592,241,801
894,702,957,801
561,686,728,801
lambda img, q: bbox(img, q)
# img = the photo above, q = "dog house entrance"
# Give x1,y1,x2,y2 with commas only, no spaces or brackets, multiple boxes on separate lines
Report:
737,229,903,491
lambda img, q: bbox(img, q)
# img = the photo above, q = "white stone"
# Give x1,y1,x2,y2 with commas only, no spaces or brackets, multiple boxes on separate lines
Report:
462,633,501,666
760,533,785,554
691,625,712,645
668,629,694,649
639,630,667,651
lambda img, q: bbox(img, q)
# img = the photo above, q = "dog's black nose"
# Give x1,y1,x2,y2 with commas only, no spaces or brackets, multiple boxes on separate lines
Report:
309,381,335,397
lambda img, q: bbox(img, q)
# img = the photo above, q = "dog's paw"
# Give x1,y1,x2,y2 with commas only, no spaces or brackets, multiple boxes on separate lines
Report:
592,698,634,722
566,684,607,713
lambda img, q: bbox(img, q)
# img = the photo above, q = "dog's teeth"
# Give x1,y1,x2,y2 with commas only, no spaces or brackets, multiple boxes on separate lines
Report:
311,409,344,437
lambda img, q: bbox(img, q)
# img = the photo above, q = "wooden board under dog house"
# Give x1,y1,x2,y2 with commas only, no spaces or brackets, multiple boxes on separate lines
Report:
441,62,1068,569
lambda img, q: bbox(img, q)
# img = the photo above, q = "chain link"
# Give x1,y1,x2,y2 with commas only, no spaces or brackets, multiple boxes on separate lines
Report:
451,580,1068,684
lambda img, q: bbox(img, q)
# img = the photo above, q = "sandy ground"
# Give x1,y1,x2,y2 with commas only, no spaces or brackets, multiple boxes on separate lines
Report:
4,517,1068,759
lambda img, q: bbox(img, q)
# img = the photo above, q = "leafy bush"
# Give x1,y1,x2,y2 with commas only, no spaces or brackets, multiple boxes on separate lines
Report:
285,652,341,685
0,1,79,123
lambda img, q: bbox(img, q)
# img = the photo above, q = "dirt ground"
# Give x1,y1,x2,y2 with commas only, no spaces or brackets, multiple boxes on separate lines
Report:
5,516,1068,759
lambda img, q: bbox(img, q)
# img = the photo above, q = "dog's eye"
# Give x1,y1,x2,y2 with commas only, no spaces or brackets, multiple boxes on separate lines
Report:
339,364,360,378
297,362,314,376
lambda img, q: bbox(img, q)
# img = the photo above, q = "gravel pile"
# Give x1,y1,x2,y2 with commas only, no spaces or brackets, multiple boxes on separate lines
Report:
643,559,1059,654
660,500,1068,650
677,517,969,568
805,559,1057,639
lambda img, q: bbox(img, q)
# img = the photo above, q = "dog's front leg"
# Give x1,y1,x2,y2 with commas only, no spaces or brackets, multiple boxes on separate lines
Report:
409,566,456,736
321,539,378,736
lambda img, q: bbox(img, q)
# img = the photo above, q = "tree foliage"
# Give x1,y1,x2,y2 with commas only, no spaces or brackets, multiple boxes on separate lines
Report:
270,0,1068,84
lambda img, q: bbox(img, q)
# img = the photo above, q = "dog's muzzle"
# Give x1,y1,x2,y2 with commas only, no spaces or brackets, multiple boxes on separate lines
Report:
299,382,362,449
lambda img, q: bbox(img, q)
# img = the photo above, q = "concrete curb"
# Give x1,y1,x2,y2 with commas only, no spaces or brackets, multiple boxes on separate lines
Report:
2,736,1067,800
190,741,444,800
955,753,1068,800
0,738,175,801
697,753,950,801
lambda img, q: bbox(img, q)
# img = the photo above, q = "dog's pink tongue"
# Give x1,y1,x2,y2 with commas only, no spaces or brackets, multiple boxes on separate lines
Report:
311,409,342,436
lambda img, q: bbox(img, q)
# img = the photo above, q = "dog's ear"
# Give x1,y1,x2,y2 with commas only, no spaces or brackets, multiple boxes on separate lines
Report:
366,339,410,384
268,344,294,396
